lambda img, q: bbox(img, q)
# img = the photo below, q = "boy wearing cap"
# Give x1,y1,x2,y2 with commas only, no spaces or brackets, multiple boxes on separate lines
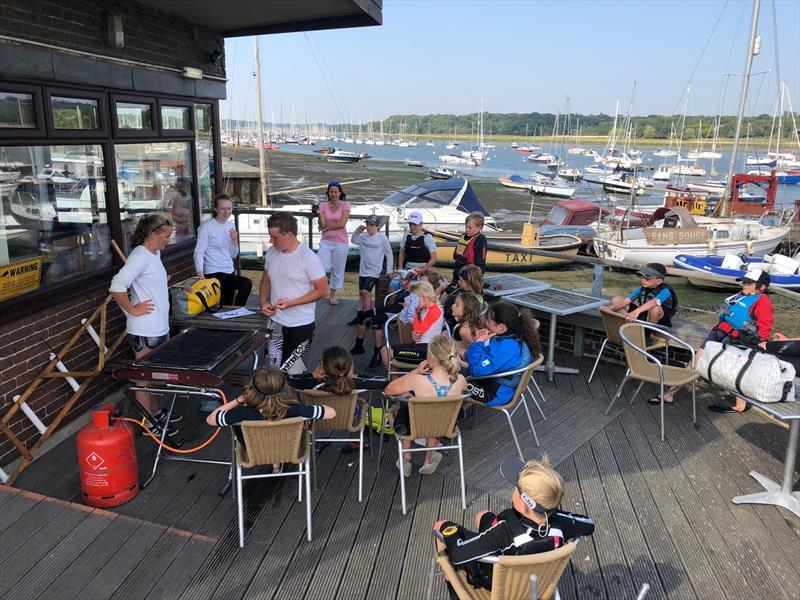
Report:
349,215,394,355
433,456,594,592
705,268,774,413
608,263,678,327
451,211,488,281
397,211,437,274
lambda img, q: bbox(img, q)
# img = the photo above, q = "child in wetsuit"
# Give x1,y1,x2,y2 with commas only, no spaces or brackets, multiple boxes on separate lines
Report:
433,455,594,593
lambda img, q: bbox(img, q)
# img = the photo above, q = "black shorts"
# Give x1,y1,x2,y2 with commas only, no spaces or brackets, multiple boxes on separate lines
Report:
392,343,428,364
127,333,169,353
629,304,675,328
359,276,379,292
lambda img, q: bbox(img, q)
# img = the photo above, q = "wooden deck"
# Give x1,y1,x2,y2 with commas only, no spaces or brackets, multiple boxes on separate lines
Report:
6,299,800,600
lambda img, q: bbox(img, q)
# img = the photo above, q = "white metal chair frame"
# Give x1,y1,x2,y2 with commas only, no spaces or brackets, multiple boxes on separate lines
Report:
466,358,546,461
234,418,312,547
605,322,697,442
303,389,366,502
382,311,449,380
588,308,669,384
390,395,467,515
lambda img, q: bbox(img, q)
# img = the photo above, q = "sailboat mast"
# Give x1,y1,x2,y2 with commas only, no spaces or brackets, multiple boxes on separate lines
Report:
776,80,785,153
253,36,268,206
720,0,762,218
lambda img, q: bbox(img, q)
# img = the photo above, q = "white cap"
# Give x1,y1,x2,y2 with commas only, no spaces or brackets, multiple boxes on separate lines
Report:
407,211,423,225
738,268,770,287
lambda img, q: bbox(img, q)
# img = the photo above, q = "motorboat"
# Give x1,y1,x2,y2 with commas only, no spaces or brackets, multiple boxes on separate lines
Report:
237,178,498,256
654,148,678,157
498,175,531,190
746,156,778,167
404,159,424,167
673,252,800,290
600,173,646,196
592,206,791,267
527,173,575,198
652,165,673,182
526,152,557,163
670,163,707,177
439,154,477,166
324,149,363,163
747,168,800,184
538,199,608,249
557,168,582,181
429,167,458,180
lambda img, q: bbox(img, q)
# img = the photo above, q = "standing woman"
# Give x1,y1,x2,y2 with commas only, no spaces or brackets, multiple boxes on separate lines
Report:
317,181,351,304
109,214,180,436
194,194,252,306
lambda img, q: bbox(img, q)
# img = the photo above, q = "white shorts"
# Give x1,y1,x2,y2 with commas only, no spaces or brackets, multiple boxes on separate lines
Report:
318,239,348,289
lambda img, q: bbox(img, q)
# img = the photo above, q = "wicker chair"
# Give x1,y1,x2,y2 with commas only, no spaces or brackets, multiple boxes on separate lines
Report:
301,389,366,502
393,395,467,514
236,417,311,547
588,307,669,383
433,541,577,600
606,322,699,442
466,355,545,462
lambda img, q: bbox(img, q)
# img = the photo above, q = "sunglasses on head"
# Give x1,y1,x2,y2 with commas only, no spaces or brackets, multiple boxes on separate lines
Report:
152,218,173,232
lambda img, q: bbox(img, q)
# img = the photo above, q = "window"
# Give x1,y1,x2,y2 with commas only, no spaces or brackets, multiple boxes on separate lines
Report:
0,144,112,301
116,102,153,130
51,96,100,130
0,92,36,128
195,103,216,222
161,105,190,130
115,142,195,253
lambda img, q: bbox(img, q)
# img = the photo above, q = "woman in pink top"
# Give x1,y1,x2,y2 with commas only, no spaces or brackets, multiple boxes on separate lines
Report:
317,181,351,304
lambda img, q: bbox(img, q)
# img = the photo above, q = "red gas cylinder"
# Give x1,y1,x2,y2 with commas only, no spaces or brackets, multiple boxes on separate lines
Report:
77,404,139,507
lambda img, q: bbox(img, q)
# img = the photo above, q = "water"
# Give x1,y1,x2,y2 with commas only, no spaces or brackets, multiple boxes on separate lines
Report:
274,140,800,207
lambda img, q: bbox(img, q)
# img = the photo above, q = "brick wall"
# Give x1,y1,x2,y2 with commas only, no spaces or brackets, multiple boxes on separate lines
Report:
0,0,225,77
0,254,194,466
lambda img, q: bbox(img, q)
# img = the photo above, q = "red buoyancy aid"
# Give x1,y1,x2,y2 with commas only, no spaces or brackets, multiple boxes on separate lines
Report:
413,303,443,335
455,234,478,265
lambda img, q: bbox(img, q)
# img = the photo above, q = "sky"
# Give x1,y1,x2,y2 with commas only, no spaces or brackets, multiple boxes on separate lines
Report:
219,0,800,124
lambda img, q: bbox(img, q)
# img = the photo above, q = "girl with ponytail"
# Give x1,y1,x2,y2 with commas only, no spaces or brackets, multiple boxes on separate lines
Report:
465,301,541,407
385,335,467,477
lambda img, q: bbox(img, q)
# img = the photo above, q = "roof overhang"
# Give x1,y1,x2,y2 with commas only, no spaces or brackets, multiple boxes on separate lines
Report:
135,0,382,37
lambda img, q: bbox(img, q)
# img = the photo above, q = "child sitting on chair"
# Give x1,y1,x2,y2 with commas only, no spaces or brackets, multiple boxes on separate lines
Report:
433,456,594,593
385,335,467,476
382,280,445,368
451,292,485,350
607,263,677,327
465,301,540,406
207,366,335,471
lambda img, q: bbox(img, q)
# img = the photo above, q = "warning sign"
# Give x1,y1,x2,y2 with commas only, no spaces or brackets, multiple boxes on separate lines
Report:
0,256,42,301
85,452,105,471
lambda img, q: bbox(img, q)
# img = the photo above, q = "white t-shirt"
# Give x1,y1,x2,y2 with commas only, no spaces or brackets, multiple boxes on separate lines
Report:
194,218,238,275
264,243,326,327
109,245,170,337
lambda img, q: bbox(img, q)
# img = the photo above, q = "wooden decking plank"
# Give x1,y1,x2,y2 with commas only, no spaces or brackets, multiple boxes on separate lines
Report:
216,444,348,600
637,388,794,599
165,465,232,534
0,496,70,561
427,473,472,600
604,420,707,600
556,456,605,600
365,475,424,600
0,484,20,506
589,429,668,599
35,512,141,600
627,394,778,599
0,490,40,534
10,510,113,600
81,520,167,600
271,453,362,599
572,441,638,600
334,448,400,600
145,535,216,600
302,447,387,599
0,500,90,597
398,473,447,599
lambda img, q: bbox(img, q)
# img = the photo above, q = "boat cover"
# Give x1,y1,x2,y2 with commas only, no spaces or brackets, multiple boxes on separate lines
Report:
381,178,490,217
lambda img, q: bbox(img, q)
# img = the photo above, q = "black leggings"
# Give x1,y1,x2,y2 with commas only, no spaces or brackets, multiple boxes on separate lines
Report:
206,271,252,306
392,343,428,364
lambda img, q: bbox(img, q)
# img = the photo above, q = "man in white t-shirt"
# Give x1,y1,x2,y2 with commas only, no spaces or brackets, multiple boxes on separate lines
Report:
259,212,329,370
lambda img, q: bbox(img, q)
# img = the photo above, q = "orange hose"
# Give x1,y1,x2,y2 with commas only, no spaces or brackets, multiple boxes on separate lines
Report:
119,388,229,454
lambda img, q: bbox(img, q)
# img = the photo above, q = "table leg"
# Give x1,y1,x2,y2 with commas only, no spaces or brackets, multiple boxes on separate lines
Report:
732,419,800,518
142,391,176,488
536,314,580,382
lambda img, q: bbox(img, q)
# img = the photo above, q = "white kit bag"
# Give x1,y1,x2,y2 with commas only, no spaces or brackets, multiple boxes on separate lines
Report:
696,341,796,403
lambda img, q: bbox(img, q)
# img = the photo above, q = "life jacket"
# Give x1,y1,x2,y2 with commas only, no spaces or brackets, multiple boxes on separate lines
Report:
635,282,678,314
455,234,478,265
403,231,432,265
413,303,443,335
718,292,760,339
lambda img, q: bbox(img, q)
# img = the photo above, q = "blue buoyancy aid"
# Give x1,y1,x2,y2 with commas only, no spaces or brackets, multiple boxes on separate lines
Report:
719,293,760,336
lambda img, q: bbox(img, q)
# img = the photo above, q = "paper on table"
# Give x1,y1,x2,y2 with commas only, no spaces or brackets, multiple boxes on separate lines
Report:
212,307,255,319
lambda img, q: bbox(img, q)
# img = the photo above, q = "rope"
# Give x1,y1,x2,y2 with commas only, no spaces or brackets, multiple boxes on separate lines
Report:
117,388,228,454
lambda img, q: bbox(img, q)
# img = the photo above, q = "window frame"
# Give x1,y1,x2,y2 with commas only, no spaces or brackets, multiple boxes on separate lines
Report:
44,87,108,138
157,99,194,137
0,83,47,139
111,94,157,138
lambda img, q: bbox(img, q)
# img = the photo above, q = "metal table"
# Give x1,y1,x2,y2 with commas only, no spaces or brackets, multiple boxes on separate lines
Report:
507,288,608,381
732,384,800,518
171,305,273,332
113,327,269,489
483,274,551,298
